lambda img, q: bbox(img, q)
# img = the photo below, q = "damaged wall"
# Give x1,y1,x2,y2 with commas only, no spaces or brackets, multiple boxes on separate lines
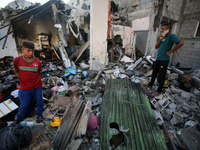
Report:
173,0,200,70
67,0,90,10
0,26,18,57
0,10,18,57
112,17,150,50
90,0,109,70
113,0,186,61
12,4,57,52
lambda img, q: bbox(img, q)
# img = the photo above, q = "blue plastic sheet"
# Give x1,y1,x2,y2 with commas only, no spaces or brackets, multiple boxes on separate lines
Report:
64,66,77,77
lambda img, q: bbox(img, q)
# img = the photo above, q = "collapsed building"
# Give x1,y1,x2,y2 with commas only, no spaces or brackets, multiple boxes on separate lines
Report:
0,0,200,150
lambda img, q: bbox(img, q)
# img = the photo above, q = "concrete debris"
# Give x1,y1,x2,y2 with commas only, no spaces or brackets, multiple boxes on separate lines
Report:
167,73,179,80
181,92,191,100
168,103,176,110
144,70,153,77
126,57,143,71
184,120,197,128
153,110,164,125
176,127,200,150
161,109,173,121
120,55,134,63
170,114,184,127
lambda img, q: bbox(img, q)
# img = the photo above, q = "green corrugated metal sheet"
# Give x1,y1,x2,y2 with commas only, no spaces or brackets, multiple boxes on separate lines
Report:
100,79,167,150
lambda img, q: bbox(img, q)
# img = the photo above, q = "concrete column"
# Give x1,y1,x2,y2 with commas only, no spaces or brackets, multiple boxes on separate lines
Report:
90,0,109,70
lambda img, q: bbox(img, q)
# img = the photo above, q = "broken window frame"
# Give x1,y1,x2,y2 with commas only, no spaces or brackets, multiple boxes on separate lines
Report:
194,21,200,37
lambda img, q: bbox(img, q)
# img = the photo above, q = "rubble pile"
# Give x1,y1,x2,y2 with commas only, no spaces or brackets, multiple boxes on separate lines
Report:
1,53,200,149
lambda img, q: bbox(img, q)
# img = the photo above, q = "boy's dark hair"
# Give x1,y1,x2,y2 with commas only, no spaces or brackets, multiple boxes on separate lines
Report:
161,23,171,29
22,41,35,49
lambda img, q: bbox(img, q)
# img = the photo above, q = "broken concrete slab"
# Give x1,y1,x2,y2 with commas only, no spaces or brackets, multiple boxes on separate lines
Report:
144,70,153,77
177,127,200,150
191,113,200,124
161,109,173,121
153,110,164,125
167,73,179,80
126,57,143,71
120,55,134,63
170,114,184,127
184,120,197,128
181,92,191,100
168,103,177,110
156,99,171,111
174,112,189,120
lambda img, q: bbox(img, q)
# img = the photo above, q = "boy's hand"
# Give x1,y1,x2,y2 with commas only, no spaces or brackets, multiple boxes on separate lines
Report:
166,51,171,56
159,33,164,40
14,70,19,79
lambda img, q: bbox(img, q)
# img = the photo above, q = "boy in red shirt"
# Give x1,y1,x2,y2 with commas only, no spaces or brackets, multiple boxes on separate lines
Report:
13,41,43,124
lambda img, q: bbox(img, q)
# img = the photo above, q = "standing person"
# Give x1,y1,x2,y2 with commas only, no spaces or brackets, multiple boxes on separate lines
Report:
12,41,44,124
148,23,184,96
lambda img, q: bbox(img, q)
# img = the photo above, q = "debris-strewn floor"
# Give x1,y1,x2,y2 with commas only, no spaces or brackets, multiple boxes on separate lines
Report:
1,53,200,150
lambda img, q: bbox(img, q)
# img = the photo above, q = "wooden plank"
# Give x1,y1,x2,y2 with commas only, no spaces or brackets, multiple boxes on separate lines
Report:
65,139,83,150
52,99,85,150
69,40,90,61
74,100,92,138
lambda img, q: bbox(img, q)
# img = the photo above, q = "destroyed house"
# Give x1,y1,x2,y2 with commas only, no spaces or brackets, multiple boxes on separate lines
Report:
0,0,200,150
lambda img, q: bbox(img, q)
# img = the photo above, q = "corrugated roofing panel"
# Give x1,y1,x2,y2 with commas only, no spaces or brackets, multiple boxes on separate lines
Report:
100,79,167,150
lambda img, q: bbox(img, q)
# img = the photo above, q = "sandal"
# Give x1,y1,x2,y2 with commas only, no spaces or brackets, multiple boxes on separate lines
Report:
36,116,43,123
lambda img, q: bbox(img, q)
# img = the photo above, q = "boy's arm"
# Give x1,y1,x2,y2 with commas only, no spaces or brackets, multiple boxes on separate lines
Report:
38,61,42,74
13,57,19,79
166,41,184,56
14,70,19,79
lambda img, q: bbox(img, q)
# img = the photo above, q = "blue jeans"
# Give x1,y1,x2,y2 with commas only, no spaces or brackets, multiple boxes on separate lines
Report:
16,86,44,121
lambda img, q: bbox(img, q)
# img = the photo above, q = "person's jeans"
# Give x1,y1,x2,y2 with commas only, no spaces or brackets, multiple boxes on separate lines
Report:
16,86,43,121
149,60,169,93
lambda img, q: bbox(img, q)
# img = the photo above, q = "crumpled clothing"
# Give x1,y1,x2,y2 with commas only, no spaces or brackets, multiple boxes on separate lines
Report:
51,86,59,92
49,117,62,127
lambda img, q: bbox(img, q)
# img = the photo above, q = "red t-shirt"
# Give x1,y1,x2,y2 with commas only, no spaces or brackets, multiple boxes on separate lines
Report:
13,55,42,90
